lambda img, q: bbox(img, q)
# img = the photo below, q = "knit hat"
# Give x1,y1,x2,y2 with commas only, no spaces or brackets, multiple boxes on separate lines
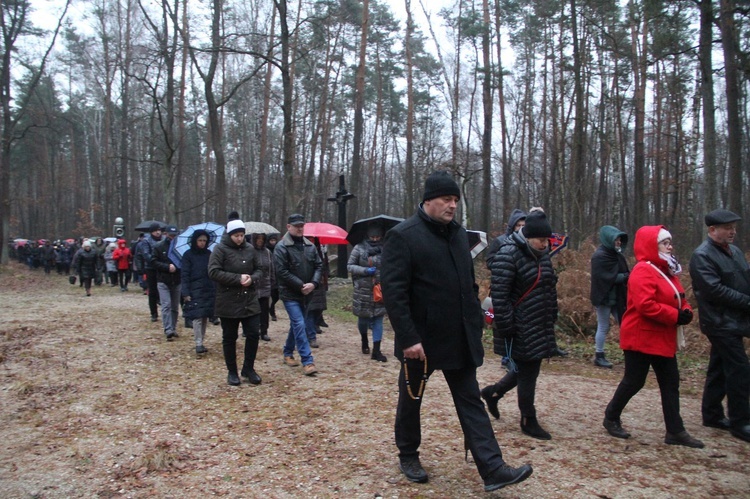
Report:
657,228,672,243
704,209,741,226
227,219,245,235
82,240,92,249
149,222,162,233
227,210,240,222
423,171,461,202
522,211,552,239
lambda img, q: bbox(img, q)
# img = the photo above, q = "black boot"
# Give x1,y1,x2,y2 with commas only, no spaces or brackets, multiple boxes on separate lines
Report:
520,416,551,440
241,335,261,384
371,340,387,362
360,333,370,354
481,386,502,420
594,351,613,368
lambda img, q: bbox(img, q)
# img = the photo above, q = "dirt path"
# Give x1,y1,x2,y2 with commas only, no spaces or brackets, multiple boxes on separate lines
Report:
0,264,748,498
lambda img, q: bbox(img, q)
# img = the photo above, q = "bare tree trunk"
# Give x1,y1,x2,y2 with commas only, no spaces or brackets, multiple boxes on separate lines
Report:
699,0,717,210
630,0,648,226
480,0,492,233
719,0,742,216
350,0,369,225
255,6,276,220
404,0,415,214
494,0,510,221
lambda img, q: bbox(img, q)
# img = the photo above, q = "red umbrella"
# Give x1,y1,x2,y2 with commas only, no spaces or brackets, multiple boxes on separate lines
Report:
303,222,349,245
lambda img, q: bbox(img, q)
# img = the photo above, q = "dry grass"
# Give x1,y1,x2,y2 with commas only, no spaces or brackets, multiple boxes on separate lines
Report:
0,258,748,498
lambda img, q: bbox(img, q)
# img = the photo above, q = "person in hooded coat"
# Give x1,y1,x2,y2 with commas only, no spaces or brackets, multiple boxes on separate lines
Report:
208,220,264,386
480,211,559,440
348,223,388,361
71,240,99,296
181,229,217,355
250,232,274,342
602,225,704,449
485,209,526,267
590,225,630,368
112,239,132,291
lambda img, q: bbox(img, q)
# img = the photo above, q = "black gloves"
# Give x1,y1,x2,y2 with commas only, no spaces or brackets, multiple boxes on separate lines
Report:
676,308,693,326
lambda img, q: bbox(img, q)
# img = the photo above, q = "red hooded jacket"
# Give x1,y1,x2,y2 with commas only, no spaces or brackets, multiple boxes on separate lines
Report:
619,225,691,357
112,239,132,271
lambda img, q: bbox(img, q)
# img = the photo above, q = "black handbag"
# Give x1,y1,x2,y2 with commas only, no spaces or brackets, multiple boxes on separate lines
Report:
68,275,77,285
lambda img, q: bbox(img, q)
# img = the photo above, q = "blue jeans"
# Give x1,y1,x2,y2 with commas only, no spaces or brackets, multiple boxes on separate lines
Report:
595,305,613,353
358,316,384,342
282,300,314,366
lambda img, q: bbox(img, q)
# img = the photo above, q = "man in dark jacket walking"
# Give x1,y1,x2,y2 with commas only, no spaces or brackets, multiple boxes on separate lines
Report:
137,224,163,321
274,214,323,376
689,209,750,443
381,171,533,492
152,225,181,341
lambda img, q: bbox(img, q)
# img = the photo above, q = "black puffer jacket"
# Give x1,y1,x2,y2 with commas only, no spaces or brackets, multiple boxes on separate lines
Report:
689,237,750,338
490,231,558,361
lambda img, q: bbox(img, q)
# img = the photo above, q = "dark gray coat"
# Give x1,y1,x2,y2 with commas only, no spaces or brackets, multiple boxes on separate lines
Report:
689,237,750,338
381,207,485,369
490,231,558,361
274,232,323,302
208,233,263,318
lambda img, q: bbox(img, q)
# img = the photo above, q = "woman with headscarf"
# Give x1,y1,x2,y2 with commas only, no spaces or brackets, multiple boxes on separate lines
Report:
602,226,703,448
347,223,387,362
181,229,217,356
590,226,630,368
208,220,264,386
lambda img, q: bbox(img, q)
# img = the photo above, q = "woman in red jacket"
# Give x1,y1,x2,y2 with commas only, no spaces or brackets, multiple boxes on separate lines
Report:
602,225,704,448
112,239,133,292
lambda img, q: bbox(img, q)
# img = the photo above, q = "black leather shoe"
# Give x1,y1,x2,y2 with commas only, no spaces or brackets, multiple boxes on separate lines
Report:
730,424,750,443
665,431,704,449
227,373,241,386
603,417,631,439
260,334,271,342
521,417,551,440
484,463,533,492
241,370,262,385
481,386,501,420
151,315,158,322
703,417,731,430
399,456,428,483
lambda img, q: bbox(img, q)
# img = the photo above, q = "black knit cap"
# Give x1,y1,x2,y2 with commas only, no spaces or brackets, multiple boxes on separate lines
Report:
423,171,461,202
704,209,741,226
522,211,552,239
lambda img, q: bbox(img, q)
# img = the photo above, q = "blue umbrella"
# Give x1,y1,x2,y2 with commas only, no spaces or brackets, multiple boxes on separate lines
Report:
169,222,225,269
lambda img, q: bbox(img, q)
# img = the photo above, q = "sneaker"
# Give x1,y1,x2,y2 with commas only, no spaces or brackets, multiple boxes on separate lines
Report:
399,456,428,483
166,332,175,341
665,431,704,449
260,334,271,342
603,417,631,439
481,386,501,420
483,464,533,492
309,339,319,348
284,356,300,367
594,352,613,368
303,363,318,376
195,345,208,355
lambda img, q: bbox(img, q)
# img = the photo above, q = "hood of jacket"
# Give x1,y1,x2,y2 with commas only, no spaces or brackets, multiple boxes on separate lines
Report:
117,239,127,248
633,225,668,269
190,229,211,252
599,225,628,250
505,209,527,235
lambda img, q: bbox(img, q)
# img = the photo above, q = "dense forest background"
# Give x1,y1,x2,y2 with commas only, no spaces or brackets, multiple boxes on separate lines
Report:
1,0,749,264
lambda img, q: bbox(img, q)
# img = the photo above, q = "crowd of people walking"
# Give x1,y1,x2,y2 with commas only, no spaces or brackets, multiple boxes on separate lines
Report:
10,172,749,493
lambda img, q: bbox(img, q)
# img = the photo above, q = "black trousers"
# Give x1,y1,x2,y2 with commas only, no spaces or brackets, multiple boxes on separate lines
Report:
606,350,685,434
395,361,505,479
270,289,279,318
221,315,260,375
702,334,750,428
487,358,542,419
258,296,270,334
146,269,159,316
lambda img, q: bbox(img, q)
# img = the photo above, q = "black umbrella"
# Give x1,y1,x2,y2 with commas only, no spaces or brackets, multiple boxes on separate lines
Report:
133,220,167,232
347,215,404,246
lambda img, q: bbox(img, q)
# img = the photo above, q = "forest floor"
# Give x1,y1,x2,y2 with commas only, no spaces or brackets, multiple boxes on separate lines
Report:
0,261,748,498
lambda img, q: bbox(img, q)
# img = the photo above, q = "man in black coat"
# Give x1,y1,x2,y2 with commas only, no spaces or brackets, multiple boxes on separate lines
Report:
151,225,182,341
689,209,750,443
381,171,533,492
